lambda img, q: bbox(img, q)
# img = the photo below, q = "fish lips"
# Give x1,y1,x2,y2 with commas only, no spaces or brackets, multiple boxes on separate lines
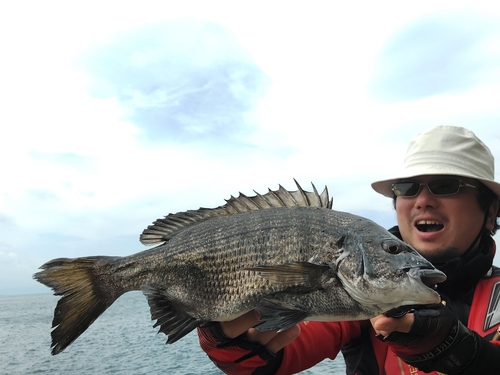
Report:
408,267,447,289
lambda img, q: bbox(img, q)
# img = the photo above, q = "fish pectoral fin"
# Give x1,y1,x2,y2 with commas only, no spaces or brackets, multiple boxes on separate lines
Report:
245,262,333,292
141,286,204,344
254,299,308,332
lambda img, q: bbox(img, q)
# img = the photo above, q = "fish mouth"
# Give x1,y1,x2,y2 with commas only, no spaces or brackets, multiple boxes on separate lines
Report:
409,267,447,288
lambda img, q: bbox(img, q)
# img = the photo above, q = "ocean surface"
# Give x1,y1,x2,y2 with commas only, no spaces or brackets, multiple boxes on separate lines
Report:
1,292,346,375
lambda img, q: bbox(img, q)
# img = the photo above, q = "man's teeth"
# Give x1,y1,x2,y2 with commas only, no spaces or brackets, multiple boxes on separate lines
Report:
416,220,441,225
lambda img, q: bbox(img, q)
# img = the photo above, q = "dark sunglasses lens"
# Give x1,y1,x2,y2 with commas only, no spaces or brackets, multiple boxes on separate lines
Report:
428,179,460,195
393,182,421,196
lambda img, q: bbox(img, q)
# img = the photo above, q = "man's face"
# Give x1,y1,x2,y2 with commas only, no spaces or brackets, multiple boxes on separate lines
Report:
395,175,494,263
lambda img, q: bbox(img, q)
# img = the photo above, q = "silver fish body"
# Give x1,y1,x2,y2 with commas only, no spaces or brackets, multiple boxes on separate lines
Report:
34,181,445,355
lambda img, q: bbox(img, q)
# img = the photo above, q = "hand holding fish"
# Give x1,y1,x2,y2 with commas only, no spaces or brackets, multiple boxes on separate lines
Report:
220,310,300,355
373,304,480,374
197,310,300,373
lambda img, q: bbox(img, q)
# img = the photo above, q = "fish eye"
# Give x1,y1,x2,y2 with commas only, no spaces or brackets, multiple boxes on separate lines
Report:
382,240,402,254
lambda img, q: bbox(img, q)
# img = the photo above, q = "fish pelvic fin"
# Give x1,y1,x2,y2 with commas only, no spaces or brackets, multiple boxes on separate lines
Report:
140,180,332,246
254,299,309,332
33,256,122,355
141,286,204,344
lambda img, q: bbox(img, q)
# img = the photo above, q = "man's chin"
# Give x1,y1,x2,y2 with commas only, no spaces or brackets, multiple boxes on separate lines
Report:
416,247,463,264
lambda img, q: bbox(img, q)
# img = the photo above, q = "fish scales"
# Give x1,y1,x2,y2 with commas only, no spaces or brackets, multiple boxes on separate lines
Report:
155,207,346,316
109,207,347,320
34,181,446,355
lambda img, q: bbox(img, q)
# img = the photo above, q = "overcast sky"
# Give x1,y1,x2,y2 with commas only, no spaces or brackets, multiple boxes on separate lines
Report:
1,1,500,295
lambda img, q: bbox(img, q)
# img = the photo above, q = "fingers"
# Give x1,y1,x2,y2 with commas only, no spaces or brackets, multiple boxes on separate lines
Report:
220,310,260,338
263,325,301,354
219,309,301,354
246,325,301,354
246,327,279,345
370,313,414,337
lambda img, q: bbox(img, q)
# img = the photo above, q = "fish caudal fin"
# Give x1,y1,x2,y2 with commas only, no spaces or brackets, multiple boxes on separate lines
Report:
142,286,204,344
33,256,122,355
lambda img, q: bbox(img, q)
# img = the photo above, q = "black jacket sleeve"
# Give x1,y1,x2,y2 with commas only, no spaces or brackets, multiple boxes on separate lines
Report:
458,333,500,375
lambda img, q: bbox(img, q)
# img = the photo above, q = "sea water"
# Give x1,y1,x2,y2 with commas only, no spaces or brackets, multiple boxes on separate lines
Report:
0,292,345,374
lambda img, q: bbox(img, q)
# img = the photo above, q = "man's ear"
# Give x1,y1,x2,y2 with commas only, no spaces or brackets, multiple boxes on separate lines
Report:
485,199,499,231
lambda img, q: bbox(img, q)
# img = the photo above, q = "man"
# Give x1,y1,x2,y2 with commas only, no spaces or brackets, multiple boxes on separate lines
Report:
197,125,500,374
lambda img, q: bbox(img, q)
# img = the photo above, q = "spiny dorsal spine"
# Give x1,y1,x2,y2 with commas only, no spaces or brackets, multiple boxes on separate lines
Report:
139,180,332,245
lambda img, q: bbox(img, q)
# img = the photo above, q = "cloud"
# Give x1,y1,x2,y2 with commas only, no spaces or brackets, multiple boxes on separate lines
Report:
80,19,271,145
2,4,500,295
29,151,96,172
0,214,36,252
369,11,500,102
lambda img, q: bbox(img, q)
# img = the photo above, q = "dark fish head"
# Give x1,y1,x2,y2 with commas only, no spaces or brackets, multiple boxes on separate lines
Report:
334,219,446,313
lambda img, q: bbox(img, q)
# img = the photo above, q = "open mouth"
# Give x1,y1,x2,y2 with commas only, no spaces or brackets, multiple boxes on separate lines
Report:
415,220,444,233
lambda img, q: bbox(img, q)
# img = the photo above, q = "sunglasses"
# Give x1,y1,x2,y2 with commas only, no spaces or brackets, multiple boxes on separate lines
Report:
391,178,478,197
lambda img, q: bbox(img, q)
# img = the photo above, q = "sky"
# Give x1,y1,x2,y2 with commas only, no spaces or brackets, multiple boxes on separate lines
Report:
1,1,500,295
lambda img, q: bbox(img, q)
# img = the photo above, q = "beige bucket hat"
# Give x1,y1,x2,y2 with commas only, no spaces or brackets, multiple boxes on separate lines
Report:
371,125,500,212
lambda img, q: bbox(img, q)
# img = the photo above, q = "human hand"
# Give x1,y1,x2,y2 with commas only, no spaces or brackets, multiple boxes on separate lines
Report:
371,304,478,374
197,310,300,374
220,310,301,355
370,311,415,338
374,304,457,356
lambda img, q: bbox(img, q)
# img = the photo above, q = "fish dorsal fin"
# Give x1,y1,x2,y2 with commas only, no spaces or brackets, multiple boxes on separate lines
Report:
139,180,332,246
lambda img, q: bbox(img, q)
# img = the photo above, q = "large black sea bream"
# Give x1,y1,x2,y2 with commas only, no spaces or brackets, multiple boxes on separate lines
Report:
34,181,445,355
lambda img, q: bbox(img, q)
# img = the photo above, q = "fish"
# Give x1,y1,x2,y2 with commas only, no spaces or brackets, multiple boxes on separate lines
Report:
34,180,446,355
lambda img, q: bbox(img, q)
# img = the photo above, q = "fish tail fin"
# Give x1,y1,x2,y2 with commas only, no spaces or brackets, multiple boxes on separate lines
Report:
33,256,123,355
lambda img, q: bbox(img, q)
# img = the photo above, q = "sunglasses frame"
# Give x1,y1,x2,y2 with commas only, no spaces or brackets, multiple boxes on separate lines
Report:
391,178,478,197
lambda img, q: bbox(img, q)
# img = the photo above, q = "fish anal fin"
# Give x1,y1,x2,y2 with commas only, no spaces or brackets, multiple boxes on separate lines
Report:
141,286,203,344
254,299,309,332
245,262,335,292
